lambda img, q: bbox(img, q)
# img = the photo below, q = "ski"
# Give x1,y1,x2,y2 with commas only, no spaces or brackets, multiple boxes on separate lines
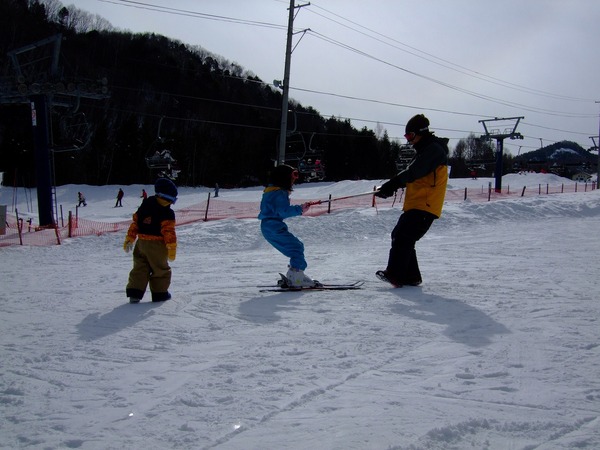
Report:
259,273,364,292
256,280,364,288
259,283,364,293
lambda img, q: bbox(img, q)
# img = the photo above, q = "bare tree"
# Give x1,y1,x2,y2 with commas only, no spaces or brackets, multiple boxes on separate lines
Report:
37,0,114,32
453,139,467,160
457,133,494,161
374,122,385,140
35,0,63,20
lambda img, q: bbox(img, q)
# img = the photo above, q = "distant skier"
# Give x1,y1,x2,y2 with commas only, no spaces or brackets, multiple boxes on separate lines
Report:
115,188,124,207
123,178,178,303
214,183,219,198
77,192,87,207
258,164,317,288
141,189,147,200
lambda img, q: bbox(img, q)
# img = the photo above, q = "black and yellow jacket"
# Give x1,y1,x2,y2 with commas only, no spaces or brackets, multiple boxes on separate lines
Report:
126,196,177,248
385,133,449,218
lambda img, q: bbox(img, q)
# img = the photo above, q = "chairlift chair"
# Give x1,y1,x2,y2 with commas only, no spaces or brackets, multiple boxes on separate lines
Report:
145,116,180,179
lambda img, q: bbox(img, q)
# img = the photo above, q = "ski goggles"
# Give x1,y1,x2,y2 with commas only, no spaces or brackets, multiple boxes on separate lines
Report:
292,170,299,180
404,132,416,141
157,192,177,204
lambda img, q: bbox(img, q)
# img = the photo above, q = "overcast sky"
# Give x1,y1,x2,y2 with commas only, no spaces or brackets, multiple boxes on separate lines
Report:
70,0,600,155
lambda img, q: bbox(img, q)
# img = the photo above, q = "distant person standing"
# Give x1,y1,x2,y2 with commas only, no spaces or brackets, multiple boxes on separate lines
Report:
214,183,220,198
115,188,124,207
141,189,148,200
375,114,449,287
77,192,87,207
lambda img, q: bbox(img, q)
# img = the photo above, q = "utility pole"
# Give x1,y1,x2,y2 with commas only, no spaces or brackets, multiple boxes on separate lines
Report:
276,0,309,166
590,135,599,181
596,101,600,187
479,116,524,193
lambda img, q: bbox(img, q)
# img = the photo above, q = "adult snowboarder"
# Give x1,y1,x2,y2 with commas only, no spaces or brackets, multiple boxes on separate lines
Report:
375,114,449,287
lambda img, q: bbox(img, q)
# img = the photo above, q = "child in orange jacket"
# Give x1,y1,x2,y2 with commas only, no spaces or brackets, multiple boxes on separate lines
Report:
124,178,177,303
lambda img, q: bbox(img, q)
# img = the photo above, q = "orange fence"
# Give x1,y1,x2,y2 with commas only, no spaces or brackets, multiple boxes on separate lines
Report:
1,181,596,247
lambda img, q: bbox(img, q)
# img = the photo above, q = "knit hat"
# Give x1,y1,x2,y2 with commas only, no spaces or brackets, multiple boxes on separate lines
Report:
154,178,178,203
405,114,430,135
270,164,297,191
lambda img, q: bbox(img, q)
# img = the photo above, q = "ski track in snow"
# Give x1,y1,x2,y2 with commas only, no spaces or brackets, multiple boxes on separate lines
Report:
1,175,600,449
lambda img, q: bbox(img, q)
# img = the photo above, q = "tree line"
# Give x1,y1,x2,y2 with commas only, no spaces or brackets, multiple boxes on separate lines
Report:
0,0,401,187
6,1,579,189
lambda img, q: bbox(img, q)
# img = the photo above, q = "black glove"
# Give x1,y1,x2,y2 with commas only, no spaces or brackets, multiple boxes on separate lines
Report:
375,181,396,199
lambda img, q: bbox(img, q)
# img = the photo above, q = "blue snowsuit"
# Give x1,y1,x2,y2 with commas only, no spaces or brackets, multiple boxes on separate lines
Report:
258,186,307,270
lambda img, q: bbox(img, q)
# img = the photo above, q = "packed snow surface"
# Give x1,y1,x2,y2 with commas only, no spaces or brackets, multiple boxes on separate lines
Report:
1,173,599,449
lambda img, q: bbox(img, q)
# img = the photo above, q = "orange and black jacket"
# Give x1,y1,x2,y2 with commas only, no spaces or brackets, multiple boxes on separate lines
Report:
126,196,177,246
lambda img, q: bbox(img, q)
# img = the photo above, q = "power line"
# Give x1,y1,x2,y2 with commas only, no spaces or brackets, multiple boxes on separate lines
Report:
290,86,493,118
99,0,286,30
89,1,597,122
307,2,594,104
81,1,595,148
98,0,596,113
307,30,596,119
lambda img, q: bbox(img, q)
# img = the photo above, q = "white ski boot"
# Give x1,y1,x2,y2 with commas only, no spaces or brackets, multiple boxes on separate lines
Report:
285,267,320,288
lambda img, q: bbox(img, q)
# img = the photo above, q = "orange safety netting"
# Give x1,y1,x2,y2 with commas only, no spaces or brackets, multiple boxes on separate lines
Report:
0,182,595,247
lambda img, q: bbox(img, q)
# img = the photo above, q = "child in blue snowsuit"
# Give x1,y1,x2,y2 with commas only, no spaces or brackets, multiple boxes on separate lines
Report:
258,164,317,287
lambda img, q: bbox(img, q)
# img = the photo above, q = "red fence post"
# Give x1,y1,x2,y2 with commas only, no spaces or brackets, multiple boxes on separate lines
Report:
54,224,61,245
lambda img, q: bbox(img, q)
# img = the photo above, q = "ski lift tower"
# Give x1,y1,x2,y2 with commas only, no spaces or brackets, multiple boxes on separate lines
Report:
479,116,524,193
0,34,109,227
595,100,600,187
590,135,599,186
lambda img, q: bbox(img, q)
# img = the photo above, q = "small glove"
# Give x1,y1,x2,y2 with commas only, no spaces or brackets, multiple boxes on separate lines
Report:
375,182,396,199
301,202,311,214
123,237,134,253
167,244,177,262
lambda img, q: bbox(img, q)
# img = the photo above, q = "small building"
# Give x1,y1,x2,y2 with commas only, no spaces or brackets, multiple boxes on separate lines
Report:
572,172,592,182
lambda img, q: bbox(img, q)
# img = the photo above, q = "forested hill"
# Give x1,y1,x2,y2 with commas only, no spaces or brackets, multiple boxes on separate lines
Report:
516,141,596,165
0,0,400,187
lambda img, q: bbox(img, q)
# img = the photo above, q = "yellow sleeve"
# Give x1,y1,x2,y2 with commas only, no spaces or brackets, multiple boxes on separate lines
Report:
161,218,177,246
125,212,139,242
